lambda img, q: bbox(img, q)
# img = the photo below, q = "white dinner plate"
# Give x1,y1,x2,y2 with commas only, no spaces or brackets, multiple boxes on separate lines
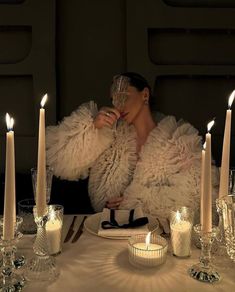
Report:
84,212,161,240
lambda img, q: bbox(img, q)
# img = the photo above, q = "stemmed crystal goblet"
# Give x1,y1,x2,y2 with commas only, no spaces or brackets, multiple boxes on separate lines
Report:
216,168,235,255
31,166,53,204
220,194,235,262
111,75,130,131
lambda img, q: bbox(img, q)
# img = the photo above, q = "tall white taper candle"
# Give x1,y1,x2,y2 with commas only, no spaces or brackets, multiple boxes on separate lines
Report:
202,120,214,232
200,143,206,226
3,114,16,240
36,94,48,217
219,90,235,198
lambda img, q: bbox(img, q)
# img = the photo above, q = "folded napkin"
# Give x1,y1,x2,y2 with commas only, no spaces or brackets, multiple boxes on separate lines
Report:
98,206,149,237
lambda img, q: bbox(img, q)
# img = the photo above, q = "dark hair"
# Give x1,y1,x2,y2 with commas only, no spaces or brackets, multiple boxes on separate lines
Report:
120,72,151,95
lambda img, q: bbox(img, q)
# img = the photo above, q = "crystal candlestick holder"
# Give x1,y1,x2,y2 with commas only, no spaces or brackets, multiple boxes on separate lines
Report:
24,206,60,282
0,235,26,291
188,224,220,283
0,216,25,269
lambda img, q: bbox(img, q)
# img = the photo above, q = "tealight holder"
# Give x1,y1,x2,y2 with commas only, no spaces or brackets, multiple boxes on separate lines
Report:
24,206,60,282
128,233,168,268
0,233,26,291
188,224,220,283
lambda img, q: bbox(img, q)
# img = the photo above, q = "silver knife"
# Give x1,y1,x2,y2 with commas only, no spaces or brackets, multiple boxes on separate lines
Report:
72,216,87,243
64,215,77,243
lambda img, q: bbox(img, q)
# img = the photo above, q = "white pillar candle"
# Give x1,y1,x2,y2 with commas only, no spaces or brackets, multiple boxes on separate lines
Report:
46,218,62,255
170,211,192,257
36,94,48,217
219,90,235,198
202,120,214,233
3,114,16,240
200,143,206,225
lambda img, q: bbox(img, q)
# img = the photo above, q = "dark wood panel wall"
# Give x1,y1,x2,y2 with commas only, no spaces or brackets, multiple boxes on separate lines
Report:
0,0,56,173
126,0,235,167
1,0,235,212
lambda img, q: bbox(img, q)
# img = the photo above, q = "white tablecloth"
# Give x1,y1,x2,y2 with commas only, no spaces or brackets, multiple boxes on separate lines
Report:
18,215,235,292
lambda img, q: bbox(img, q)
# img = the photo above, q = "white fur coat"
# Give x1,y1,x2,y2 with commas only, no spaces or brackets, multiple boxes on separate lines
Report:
46,101,219,222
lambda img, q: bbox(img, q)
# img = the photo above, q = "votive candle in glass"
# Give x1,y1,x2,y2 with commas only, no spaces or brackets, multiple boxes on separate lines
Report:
46,205,64,256
128,233,168,268
170,207,193,257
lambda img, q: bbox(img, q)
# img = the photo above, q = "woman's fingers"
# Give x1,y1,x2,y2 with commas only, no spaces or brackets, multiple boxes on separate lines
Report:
107,108,120,119
94,113,112,128
105,197,123,209
100,107,120,119
108,197,123,204
94,106,120,129
106,202,120,209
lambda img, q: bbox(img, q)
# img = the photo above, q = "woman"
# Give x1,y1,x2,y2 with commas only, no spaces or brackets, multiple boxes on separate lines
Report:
46,72,218,224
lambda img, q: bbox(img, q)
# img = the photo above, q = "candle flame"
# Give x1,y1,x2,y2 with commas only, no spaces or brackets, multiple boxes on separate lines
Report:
40,94,48,108
228,90,235,109
5,113,14,131
207,119,215,133
176,210,181,222
145,232,151,248
203,142,206,150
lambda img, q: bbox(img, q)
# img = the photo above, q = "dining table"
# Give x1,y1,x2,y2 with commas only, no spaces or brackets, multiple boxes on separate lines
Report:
16,214,235,292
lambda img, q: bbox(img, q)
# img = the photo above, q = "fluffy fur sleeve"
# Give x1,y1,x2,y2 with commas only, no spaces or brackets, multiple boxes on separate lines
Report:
88,122,138,212
46,101,114,180
120,116,219,224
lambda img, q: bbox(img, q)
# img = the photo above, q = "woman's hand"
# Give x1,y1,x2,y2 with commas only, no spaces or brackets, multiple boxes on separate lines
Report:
105,196,124,209
94,107,120,129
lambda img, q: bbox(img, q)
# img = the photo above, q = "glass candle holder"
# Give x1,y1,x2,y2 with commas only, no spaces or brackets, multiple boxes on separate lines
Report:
0,216,25,269
24,206,60,282
0,232,26,291
170,207,193,257
128,233,168,268
188,224,220,283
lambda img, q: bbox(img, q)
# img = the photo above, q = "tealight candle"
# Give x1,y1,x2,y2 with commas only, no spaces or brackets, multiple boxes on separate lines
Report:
128,233,168,268
46,205,64,255
170,207,193,257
